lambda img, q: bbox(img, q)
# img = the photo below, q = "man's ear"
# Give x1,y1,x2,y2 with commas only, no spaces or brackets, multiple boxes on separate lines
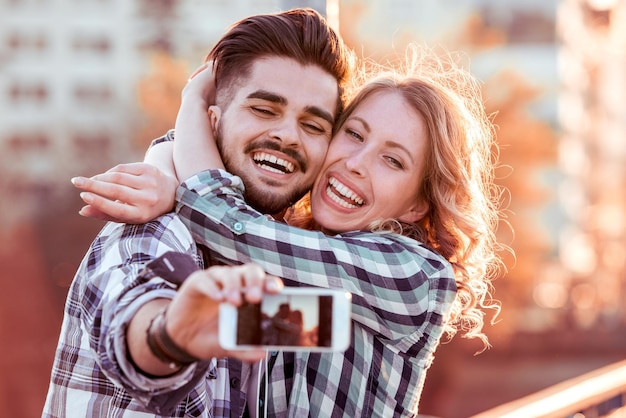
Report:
398,200,429,224
208,105,221,135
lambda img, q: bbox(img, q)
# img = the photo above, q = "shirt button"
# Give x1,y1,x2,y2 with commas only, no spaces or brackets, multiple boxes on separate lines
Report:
233,222,244,232
230,377,240,389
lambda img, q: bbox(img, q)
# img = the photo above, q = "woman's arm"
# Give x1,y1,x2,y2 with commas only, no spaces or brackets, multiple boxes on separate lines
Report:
173,62,224,181
175,170,458,343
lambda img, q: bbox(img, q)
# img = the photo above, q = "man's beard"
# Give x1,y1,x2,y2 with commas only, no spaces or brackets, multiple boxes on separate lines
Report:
216,127,310,215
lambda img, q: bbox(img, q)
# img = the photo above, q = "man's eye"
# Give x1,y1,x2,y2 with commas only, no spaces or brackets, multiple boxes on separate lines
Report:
252,107,275,116
303,123,326,134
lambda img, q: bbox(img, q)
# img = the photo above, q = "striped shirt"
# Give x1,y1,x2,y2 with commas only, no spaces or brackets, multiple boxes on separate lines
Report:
176,169,457,417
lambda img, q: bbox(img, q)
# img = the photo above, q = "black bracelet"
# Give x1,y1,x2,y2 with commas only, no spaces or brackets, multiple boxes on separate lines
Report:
146,307,200,370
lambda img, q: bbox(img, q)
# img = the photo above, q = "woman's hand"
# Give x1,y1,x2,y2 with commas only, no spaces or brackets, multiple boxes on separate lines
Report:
72,162,178,224
182,61,216,106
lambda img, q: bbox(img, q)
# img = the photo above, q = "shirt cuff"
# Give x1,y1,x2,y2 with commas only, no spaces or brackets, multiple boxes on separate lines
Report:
148,129,175,148
177,168,244,198
112,289,199,393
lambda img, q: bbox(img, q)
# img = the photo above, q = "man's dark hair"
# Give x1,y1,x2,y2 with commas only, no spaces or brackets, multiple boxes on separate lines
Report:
206,8,353,118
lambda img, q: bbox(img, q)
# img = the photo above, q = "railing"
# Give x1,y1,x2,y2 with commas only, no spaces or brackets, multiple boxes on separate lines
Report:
471,359,626,418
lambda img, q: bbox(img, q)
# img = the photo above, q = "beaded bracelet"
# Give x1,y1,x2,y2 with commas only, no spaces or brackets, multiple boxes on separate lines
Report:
146,307,200,370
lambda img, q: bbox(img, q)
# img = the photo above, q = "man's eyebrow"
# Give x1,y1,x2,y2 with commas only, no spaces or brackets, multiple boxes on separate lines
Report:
247,90,334,126
304,105,334,127
247,90,286,105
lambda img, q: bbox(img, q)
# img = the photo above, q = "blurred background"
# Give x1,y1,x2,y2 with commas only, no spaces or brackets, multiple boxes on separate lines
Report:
1,0,625,417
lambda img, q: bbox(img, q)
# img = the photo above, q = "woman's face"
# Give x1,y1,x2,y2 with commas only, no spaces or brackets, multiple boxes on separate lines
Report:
310,90,430,233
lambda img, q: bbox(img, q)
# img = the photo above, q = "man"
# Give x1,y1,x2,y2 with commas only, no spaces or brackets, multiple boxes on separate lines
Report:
43,8,352,417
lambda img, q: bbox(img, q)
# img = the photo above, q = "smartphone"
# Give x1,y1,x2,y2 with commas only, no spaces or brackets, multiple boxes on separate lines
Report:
219,287,352,352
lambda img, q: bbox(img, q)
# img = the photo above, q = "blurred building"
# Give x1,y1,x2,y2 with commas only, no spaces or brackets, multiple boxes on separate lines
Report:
0,0,324,229
557,0,626,329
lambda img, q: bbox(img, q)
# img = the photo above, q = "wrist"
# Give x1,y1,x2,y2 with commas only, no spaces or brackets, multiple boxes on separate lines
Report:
146,307,200,370
180,94,211,110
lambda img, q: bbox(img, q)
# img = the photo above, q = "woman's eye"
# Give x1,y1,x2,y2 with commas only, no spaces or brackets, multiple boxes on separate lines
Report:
385,156,404,169
346,128,363,142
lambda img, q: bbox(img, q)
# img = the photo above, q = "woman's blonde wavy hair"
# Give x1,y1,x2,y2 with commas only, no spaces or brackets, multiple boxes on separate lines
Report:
287,44,506,350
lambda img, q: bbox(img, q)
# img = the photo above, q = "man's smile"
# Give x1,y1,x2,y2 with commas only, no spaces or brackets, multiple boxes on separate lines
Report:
252,151,296,174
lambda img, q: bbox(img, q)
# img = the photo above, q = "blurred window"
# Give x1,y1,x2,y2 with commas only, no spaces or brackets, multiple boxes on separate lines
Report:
73,84,112,105
8,82,49,103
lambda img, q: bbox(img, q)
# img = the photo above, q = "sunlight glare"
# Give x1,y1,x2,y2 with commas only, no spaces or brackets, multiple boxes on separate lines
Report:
560,229,597,275
534,282,568,309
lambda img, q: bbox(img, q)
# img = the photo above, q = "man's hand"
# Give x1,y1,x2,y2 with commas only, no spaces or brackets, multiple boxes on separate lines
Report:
72,162,178,224
167,263,283,362
127,263,283,376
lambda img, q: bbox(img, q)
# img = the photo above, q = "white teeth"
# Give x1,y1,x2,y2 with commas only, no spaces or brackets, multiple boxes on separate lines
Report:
327,177,364,209
252,152,295,173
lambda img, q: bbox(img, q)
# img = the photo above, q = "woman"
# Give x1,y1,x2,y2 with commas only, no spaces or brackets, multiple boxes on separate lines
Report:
75,45,503,416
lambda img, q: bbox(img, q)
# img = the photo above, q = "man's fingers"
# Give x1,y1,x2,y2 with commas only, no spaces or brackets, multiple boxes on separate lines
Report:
228,349,267,363
187,270,225,301
197,264,271,306
264,276,283,294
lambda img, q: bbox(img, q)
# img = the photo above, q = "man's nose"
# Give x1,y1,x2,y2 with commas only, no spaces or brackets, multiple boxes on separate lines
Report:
268,118,300,147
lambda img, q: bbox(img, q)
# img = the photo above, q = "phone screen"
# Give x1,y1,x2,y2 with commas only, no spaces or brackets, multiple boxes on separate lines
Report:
236,293,334,347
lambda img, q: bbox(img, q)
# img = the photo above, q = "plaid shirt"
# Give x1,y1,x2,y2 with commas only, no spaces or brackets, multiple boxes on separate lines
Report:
176,169,458,417
42,213,253,417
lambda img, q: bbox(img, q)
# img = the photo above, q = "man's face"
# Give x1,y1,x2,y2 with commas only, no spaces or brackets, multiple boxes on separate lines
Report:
212,56,338,214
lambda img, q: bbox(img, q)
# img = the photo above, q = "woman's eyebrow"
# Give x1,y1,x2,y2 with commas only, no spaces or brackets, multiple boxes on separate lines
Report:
350,116,371,133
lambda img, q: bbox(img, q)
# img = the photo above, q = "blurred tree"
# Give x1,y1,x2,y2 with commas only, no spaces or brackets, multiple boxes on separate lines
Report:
457,14,559,339
340,7,559,342
482,69,558,340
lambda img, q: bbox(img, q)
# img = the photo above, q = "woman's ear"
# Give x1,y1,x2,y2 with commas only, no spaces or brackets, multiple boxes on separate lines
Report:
398,200,429,224
208,105,221,134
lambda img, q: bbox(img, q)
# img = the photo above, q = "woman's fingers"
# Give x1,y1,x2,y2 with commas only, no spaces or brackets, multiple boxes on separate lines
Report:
79,192,142,222
72,176,135,203
105,162,157,176
77,205,127,223
187,62,210,81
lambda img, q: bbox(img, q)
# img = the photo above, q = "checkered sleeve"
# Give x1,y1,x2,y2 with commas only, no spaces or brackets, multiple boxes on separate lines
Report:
176,170,457,345
62,214,209,413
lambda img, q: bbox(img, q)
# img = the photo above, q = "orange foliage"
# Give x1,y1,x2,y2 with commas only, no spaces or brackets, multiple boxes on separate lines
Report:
134,51,189,150
340,3,560,336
